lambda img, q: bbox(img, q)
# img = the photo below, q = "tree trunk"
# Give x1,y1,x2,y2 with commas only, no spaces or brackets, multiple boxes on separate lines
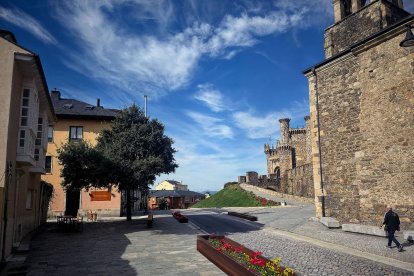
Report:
65,190,80,216
126,188,132,221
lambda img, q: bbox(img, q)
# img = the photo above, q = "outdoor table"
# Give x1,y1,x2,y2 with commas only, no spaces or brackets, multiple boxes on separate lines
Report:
57,215,79,231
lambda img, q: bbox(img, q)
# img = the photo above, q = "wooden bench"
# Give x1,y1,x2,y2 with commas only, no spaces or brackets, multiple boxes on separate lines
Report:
147,213,154,228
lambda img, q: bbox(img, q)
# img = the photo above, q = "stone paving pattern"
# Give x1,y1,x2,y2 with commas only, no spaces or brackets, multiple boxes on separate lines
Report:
230,230,413,276
241,183,414,264
22,214,224,276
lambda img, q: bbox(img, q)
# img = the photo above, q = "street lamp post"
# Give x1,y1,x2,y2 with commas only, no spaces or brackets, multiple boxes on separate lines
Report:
400,25,414,48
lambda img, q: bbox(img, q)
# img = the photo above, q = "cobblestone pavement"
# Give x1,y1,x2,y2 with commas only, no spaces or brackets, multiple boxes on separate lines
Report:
237,184,414,264
9,213,224,276
230,229,414,276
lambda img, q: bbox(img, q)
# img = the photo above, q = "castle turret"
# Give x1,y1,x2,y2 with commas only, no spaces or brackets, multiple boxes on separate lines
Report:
279,118,290,145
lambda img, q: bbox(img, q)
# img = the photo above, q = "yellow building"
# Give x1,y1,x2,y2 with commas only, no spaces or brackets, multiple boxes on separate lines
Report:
42,90,123,217
0,30,55,260
155,180,188,191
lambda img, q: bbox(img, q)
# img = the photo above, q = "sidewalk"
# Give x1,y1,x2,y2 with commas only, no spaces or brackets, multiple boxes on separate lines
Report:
2,212,224,276
235,184,414,270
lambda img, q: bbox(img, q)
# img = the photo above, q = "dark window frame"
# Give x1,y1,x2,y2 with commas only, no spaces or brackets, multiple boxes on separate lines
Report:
48,126,54,143
69,126,83,141
45,156,52,173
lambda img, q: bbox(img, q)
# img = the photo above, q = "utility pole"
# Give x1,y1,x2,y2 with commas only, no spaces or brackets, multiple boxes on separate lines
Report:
144,95,148,117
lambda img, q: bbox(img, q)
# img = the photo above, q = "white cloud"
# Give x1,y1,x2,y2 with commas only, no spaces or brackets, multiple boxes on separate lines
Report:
233,111,286,139
0,6,57,45
232,99,309,139
187,111,233,139
194,84,227,112
51,1,321,99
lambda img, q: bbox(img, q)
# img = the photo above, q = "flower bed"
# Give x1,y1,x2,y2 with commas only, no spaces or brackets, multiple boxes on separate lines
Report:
197,235,293,276
254,195,281,207
172,211,188,223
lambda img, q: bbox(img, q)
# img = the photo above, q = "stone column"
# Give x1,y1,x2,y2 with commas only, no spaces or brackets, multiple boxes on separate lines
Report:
333,0,343,23
352,0,362,12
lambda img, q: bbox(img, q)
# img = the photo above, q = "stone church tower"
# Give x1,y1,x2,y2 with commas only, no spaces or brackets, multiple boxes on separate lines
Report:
304,0,413,228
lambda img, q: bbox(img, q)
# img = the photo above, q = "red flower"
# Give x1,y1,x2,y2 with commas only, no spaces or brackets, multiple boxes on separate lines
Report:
234,246,244,253
223,243,232,250
251,251,262,258
217,247,222,252
250,257,266,266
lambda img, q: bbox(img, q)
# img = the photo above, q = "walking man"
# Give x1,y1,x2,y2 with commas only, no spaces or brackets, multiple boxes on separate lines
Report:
380,206,403,252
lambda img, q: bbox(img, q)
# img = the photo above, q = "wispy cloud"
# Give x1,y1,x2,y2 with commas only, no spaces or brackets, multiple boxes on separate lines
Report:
51,1,323,100
232,99,309,139
194,83,227,112
187,111,233,139
0,6,57,45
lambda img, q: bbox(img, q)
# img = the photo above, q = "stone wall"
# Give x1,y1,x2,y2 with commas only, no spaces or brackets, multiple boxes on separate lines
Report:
288,163,314,198
289,129,307,167
325,0,409,58
306,18,414,228
240,183,314,204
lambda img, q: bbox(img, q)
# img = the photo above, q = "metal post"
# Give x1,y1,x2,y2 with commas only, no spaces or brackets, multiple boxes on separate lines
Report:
144,95,148,117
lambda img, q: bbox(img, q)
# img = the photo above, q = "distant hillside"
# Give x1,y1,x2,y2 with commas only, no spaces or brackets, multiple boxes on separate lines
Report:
192,184,263,208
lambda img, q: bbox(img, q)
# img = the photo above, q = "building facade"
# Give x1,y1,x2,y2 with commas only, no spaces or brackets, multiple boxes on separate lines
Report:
42,90,125,217
304,0,413,228
149,190,204,210
155,180,189,191
0,31,55,260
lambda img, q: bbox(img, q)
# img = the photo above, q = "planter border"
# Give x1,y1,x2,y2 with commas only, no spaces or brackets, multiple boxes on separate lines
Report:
197,235,291,276
227,211,258,221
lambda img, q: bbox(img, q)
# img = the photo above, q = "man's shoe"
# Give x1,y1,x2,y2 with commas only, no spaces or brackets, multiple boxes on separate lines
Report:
386,245,392,248
398,245,403,252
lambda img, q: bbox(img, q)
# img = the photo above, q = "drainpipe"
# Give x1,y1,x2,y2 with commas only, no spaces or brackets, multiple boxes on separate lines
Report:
311,67,326,218
1,162,13,262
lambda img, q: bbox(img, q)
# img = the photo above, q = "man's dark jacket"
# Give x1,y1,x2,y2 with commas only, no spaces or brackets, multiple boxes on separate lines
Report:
383,210,400,231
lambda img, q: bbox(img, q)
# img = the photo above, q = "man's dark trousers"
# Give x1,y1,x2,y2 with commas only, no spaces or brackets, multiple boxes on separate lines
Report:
387,230,401,247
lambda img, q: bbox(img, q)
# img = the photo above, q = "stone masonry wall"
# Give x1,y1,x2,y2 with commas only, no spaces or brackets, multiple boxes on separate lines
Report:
325,0,409,58
289,130,307,167
307,21,414,228
288,163,314,198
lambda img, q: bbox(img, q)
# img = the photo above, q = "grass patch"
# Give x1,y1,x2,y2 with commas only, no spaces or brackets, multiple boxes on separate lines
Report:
192,184,262,208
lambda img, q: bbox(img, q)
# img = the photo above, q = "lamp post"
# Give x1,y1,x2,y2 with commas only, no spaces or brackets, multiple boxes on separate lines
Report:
400,25,414,48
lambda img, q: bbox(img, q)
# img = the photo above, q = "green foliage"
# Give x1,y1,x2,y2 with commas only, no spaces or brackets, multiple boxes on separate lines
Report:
224,181,239,188
96,104,178,191
57,140,111,191
192,184,262,208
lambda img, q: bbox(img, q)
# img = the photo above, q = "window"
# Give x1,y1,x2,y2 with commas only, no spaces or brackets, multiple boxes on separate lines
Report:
45,156,52,173
69,126,83,141
48,126,53,142
19,130,25,148
35,118,43,146
20,88,30,126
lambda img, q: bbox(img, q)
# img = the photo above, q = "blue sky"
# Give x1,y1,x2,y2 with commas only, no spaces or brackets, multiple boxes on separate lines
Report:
2,1,413,192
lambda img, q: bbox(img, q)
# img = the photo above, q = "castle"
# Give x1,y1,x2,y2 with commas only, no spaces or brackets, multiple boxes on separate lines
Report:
238,116,314,199
240,0,413,229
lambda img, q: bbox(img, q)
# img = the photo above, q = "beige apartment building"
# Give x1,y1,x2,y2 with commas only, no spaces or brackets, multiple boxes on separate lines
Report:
155,180,189,191
0,30,55,260
42,90,125,217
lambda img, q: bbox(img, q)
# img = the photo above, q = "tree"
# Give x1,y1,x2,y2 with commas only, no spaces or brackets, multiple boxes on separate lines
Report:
96,104,178,220
57,140,121,215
